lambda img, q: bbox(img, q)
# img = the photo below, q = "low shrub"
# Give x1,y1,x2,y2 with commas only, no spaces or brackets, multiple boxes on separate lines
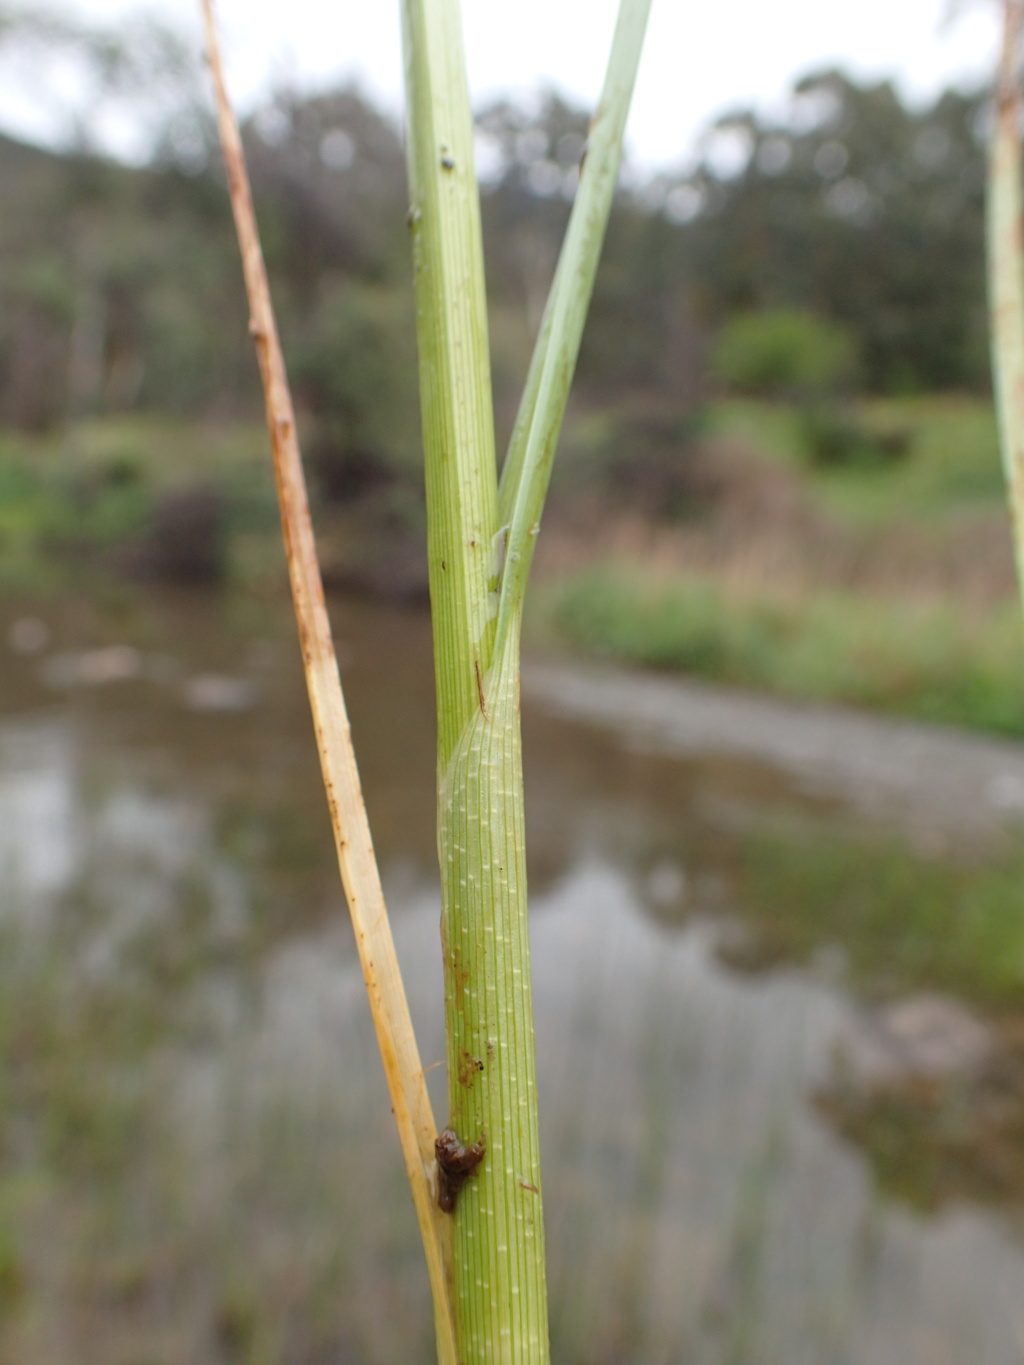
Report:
539,564,1024,736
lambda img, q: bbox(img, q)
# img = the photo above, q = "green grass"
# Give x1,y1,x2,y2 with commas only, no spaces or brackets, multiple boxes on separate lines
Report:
715,398,1004,521
2,397,1019,746
712,396,1005,524
823,397,1004,522
537,564,1024,736
535,394,1024,737
735,827,1024,1007
0,418,276,588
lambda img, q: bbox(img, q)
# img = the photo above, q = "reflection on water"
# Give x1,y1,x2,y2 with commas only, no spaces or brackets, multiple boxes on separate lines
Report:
1,587,1024,1363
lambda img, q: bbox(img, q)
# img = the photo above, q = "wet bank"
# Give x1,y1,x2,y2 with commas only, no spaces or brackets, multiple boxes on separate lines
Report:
1,586,1023,1363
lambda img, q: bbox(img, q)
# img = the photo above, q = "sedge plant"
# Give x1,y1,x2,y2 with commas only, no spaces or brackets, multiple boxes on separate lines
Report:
402,2,649,1358
202,0,650,1359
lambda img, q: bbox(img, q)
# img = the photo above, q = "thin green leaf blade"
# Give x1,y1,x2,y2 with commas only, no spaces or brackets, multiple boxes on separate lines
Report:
495,0,653,655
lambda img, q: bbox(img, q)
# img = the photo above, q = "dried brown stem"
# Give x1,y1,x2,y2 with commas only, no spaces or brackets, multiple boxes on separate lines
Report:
199,4,457,1359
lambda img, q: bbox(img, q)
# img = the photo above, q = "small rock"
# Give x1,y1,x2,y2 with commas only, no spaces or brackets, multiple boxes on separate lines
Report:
834,993,993,1086
42,645,142,687
879,994,992,1077
182,674,256,714
8,617,49,654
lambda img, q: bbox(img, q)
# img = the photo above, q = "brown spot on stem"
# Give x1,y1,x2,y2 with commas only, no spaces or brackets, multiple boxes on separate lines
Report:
435,1128,486,1213
457,1050,485,1088
449,947,470,992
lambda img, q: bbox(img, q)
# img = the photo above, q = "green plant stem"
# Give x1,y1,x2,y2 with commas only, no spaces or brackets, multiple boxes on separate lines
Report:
402,2,649,1357
400,2,548,1361
400,0,499,766
439,615,547,1364
988,0,1024,605
495,0,652,654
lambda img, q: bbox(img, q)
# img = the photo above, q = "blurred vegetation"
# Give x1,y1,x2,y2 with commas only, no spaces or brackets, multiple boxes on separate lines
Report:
0,419,277,589
731,823,1024,1214
711,308,881,469
710,396,1004,519
531,391,1024,737
540,564,1024,736
711,309,858,400
0,12,1008,725
0,21,991,446
735,828,1024,1007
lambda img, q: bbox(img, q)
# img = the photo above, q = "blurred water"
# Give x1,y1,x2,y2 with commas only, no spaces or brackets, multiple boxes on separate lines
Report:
0,586,1023,1364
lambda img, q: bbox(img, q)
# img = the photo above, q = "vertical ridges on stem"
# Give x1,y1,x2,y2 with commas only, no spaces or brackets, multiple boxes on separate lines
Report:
210,0,650,1352
400,0,550,1358
400,0,499,769
402,0,649,1357
439,621,547,1364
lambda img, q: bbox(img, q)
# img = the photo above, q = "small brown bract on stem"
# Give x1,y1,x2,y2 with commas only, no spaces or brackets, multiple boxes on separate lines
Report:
435,1128,487,1213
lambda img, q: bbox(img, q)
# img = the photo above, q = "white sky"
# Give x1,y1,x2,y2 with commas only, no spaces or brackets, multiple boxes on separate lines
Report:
4,0,1003,168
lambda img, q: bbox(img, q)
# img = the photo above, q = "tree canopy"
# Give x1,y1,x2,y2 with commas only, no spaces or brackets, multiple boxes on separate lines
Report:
0,47,991,445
